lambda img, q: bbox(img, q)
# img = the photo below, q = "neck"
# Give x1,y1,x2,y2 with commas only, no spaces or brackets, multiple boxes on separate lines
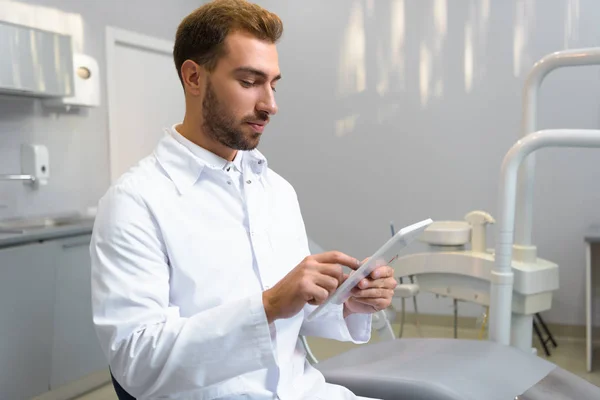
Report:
178,114,237,162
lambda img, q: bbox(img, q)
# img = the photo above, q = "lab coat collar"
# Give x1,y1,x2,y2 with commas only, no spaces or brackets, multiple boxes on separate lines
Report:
154,126,268,195
244,147,268,176
170,124,238,172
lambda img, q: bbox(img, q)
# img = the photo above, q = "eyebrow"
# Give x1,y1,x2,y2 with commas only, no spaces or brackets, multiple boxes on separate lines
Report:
234,67,281,82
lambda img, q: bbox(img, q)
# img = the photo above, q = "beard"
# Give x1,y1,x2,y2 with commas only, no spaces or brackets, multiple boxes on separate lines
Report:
202,79,268,151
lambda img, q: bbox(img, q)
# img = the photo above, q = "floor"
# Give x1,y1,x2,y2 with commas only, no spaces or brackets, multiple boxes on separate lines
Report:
75,322,600,400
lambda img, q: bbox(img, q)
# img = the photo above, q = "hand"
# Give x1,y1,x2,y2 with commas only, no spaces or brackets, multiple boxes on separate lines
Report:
262,251,360,323
343,260,397,317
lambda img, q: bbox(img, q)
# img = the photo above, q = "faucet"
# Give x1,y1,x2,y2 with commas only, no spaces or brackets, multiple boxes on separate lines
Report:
0,174,37,185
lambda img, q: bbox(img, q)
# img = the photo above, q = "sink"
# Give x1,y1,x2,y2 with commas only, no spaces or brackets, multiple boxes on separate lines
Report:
0,213,94,234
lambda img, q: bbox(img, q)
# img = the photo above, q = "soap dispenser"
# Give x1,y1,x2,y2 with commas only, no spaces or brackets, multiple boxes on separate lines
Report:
21,144,50,187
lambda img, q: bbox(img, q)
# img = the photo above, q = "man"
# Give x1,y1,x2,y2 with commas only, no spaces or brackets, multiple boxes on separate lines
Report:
90,1,397,399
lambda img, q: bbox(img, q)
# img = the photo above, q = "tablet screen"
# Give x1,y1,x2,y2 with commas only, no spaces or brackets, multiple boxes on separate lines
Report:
305,218,432,322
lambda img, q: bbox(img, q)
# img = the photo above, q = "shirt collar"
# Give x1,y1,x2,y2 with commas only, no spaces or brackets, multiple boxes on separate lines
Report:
170,125,238,172
154,124,269,194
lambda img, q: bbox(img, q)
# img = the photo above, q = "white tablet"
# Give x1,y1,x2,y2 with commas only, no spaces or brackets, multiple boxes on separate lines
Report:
305,218,433,322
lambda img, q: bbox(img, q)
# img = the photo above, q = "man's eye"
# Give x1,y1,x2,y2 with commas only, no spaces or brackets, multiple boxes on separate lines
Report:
271,87,277,93
240,81,254,87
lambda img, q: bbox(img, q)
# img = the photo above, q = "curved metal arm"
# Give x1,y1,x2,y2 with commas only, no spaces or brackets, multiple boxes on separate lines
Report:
490,129,600,347
515,48,600,248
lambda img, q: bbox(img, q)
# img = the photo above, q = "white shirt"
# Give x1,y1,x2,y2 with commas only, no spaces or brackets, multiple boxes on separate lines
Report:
90,126,373,400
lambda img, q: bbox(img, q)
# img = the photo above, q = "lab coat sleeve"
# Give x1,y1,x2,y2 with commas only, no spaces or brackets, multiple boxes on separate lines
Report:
300,303,372,343
90,184,276,398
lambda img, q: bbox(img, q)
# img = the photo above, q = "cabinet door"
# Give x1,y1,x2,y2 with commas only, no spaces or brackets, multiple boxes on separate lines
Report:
50,235,108,389
0,242,57,400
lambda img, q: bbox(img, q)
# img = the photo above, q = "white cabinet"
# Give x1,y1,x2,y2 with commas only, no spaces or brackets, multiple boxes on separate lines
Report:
50,234,107,389
0,241,58,399
0,233,108,400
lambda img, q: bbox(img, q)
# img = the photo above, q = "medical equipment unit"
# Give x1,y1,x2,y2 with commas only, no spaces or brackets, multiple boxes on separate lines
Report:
308,48,600,399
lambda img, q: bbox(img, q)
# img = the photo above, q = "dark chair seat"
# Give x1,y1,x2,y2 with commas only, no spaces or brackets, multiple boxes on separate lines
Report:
110,370,136,400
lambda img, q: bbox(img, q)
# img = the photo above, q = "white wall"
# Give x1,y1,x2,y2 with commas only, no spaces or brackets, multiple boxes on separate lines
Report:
255,0,600,326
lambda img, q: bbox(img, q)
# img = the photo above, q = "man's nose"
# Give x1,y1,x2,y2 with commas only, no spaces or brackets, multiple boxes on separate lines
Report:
257,87,278,116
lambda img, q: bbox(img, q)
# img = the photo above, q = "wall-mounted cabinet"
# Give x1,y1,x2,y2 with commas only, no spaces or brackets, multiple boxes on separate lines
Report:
0,21,74,98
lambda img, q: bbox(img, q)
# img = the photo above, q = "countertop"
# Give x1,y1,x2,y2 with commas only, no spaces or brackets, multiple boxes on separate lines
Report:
0,219,94,249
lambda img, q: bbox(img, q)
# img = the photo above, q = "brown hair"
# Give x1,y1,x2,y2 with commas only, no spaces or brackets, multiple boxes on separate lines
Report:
174,0,283,85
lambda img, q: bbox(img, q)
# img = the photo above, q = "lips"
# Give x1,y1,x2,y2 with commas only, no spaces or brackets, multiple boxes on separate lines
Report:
247,121,266,133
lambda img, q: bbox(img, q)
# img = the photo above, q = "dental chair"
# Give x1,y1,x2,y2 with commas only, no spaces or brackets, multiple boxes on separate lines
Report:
314,338,600,400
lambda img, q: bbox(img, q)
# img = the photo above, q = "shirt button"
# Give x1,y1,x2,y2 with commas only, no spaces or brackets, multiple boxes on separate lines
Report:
227,181,232,185
246,180,252,184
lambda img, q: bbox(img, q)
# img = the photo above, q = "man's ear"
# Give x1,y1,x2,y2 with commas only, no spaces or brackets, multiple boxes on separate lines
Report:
181,60,204,96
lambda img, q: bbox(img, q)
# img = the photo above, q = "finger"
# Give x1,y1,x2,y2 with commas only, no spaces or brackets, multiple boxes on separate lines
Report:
313,273,341,294
353,277,372,290
305,284,330,305
369,266,394,280
350,288,395,299
316,263,344,284
356,278,387,289
355,276,395,290
387,276,398,289
349,297,390,310
312,251,360,270
361,277,398,290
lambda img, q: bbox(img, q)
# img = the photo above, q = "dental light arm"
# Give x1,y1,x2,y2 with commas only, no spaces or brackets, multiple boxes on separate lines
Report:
491,129,600,346
515,48,600,252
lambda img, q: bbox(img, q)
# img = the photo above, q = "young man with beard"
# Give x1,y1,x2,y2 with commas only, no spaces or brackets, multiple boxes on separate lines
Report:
90,1,397,398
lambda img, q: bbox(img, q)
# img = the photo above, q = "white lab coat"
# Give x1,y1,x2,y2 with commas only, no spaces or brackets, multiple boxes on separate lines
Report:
90,126,375,399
